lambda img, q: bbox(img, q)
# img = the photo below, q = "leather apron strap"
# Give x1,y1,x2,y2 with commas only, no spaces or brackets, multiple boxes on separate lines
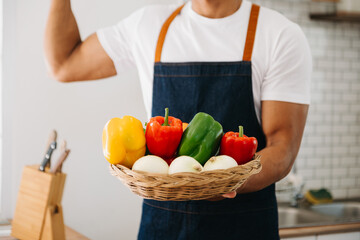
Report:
243,4,260,61
154,4,185,63
154,3,261,63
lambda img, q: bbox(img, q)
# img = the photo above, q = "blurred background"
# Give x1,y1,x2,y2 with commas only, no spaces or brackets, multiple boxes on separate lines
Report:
0,0,359,239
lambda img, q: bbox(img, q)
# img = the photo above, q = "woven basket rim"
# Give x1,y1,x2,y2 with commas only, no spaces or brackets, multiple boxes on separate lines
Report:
112,154,261,177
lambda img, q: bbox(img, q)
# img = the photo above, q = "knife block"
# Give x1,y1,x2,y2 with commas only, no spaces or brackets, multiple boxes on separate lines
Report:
11,165,66,240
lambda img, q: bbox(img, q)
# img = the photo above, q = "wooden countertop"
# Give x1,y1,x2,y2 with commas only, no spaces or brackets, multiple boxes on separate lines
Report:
0,226,90,240
279,222,360,238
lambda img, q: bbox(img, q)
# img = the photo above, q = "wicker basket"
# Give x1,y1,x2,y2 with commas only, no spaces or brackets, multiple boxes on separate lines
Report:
109,155,262,201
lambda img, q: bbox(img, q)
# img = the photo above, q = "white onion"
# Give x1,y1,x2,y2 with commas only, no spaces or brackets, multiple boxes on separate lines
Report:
132,155,169,174
203,155,238,171
169,156,203,174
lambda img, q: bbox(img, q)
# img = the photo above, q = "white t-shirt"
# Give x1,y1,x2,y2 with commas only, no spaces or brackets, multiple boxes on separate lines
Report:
97,0,312,121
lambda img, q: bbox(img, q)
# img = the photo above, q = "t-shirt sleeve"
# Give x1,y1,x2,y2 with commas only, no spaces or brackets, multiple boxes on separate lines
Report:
261,23,312,104
96,8,145,74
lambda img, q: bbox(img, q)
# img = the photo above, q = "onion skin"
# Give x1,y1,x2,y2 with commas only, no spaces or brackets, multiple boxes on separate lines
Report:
169,156,203,174
203,155,238,171
132,155,169,174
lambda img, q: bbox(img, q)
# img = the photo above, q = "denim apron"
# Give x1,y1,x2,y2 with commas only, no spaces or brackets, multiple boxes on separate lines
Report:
138,4,279,240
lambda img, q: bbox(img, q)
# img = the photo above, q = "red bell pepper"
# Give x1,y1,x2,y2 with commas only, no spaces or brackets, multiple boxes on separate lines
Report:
145,108,183,160
220,126,258,165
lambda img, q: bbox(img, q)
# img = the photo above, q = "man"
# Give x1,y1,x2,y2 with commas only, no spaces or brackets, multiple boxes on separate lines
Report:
44,0,311,239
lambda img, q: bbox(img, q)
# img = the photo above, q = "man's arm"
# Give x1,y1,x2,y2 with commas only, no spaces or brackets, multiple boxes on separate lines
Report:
44,0,116,82
219,101,308,199
237,101,309,193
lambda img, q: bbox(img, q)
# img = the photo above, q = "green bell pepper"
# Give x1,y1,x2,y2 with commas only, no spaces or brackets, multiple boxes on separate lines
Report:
178,112,223,165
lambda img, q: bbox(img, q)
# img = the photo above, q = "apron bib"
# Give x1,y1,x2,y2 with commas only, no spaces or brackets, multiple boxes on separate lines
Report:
138,4,279,240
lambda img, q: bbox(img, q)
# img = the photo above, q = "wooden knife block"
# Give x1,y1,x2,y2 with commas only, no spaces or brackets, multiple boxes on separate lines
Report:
11,165,66,240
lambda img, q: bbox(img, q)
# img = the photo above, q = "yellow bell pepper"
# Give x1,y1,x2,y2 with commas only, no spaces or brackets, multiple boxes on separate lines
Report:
102,116,146,168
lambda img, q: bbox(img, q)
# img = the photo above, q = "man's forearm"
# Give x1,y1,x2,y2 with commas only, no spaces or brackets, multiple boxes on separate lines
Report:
44,0,81,76
236,101,308,194
238,142,296,194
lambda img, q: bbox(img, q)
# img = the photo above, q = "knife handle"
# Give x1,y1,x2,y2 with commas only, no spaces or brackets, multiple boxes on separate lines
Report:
39,141,57,172
50,149,70,174
45,130,57,153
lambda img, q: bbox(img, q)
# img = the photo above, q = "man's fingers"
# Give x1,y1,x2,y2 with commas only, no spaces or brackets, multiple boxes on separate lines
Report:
206,196,225,201
206,191,237,201
222,191,237,198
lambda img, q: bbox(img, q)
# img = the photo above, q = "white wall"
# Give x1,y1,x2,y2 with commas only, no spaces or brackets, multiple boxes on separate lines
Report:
1,0,177,239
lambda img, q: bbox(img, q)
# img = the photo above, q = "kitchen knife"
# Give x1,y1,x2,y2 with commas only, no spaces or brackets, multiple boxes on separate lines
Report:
50,140,68,173
45,130,57,154
39,130,57,172
39,141,57,172
50,149,70,174
59,140,67,152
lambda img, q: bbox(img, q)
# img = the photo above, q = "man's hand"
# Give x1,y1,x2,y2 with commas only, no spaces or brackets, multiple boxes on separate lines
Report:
206,191,237,201
223,191,237,198
206,183,246,201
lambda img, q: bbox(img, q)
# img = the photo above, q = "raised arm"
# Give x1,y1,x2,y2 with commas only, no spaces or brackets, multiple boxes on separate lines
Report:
44,0,116,82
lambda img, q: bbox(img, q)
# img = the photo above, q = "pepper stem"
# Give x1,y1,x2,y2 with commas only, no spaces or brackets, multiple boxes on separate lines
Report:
163,108,170,126
239,126,244,137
